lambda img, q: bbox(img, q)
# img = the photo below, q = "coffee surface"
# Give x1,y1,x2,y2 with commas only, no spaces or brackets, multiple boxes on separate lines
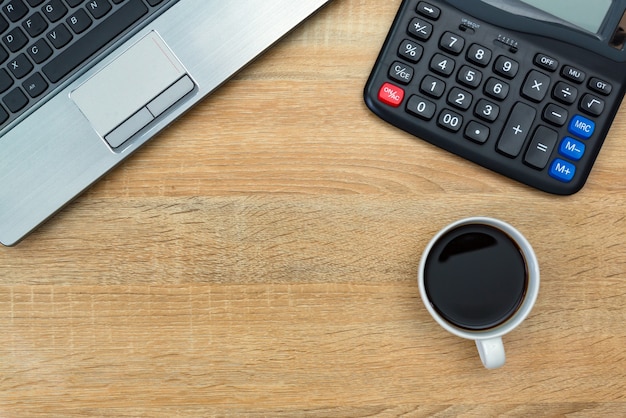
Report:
424,224,527,330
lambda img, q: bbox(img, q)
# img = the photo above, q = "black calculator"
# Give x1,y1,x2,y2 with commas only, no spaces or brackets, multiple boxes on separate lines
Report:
364,0,626,194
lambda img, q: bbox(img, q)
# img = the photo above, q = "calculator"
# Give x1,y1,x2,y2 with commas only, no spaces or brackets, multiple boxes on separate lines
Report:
364,0,626,194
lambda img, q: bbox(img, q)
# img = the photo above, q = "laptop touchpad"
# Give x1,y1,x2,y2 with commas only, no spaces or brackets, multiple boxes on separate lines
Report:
71,31,195,149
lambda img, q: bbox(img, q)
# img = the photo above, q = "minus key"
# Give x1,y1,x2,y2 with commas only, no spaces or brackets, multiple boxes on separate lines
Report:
542,103,568,127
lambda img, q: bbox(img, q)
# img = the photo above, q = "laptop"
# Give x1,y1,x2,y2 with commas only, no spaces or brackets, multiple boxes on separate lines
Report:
0,0,332,246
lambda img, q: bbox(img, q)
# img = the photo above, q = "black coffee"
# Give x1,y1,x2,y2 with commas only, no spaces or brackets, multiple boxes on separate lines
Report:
424,224,527,330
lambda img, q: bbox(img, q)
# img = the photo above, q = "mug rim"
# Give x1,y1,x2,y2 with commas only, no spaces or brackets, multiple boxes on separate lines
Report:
418,216,540,341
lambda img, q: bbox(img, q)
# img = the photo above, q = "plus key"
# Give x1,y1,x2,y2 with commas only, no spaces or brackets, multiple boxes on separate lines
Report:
497,102,536,157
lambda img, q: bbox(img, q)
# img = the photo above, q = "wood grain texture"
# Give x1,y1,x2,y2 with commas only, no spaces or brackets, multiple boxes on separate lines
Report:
1,0,626,415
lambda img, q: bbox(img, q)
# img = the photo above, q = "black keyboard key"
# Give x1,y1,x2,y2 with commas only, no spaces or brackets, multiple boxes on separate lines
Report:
0,15,9,34
27,38,53,63
0,45,8,64
86,0,112,19
65,0,84,6
3,87,28,112
0,105,8,124
22,72,48,97
23,12,49,37
3,0,29,22
0,68,14,93
497,102,536,157
67,9,92,34
46,23,72,48
26,0,46,6
3,27,28,53
146,0,165,5
8,53,33,79
43,0,148,83
41,0,68,23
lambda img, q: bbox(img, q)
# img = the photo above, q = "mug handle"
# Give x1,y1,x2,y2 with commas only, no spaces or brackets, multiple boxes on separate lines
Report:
475,338,506,369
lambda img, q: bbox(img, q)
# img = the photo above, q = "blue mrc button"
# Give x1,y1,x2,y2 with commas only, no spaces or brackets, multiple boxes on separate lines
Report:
569,115,595,139
549,159,576,182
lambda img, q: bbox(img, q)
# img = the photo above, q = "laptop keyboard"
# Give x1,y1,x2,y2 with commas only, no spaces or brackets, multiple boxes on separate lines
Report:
0,0,176,132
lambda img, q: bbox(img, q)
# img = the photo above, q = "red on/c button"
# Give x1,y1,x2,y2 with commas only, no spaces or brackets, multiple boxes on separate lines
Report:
378,82,405,107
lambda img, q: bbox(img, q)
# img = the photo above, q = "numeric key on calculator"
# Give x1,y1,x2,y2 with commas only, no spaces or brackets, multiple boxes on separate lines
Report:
467,44,492,67
494,56,519,78
475,99,499,122
457,65,482,88
438,109,463,132
430,53,455,76
447,87,472,110
484,77,509,100
439,31,464,54
420,74,445,98
407,95,436,120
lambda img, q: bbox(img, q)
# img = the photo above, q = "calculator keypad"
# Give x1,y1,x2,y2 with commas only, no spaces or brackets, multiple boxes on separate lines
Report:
365,0,619,194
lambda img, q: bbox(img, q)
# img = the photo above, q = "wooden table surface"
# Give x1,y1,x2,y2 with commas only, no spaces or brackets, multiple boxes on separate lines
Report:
2,1,626,416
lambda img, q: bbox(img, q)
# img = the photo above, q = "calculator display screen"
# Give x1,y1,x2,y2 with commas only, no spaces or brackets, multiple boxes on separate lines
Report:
519,0,612,33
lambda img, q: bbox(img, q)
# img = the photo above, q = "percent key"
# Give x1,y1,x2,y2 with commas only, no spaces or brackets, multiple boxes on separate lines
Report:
398,39,423,63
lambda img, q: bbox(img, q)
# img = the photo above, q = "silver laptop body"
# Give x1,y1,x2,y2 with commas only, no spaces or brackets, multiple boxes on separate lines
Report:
0,0,331,246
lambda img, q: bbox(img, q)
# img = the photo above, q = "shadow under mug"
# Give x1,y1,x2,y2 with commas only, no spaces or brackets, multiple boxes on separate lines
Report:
418,217,540,369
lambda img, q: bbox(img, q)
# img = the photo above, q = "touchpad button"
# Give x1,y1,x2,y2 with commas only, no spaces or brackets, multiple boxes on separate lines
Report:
71,31,195,148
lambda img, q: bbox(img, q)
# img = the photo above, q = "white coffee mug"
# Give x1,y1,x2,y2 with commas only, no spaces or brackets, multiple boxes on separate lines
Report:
418,217,540,369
